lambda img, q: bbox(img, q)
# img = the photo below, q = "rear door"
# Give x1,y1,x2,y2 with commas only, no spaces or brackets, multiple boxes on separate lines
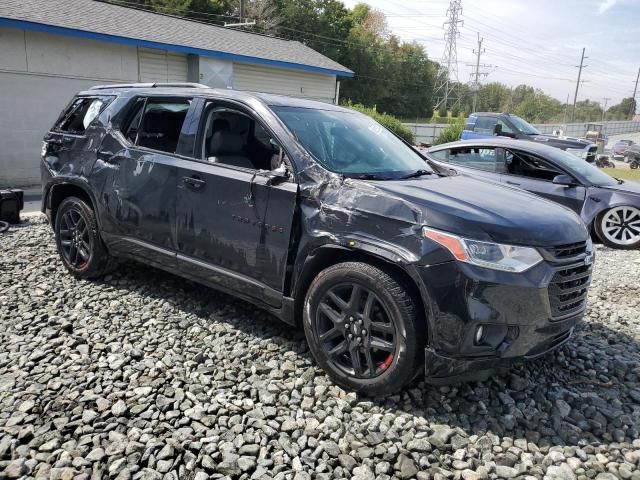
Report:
174,98,298,307
94,95,194,268
502,148,586,213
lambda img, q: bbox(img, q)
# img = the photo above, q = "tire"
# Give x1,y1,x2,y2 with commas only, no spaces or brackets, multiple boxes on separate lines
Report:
594,206,640,249
55,196,113,278
631,161,638,170
303,261,425,396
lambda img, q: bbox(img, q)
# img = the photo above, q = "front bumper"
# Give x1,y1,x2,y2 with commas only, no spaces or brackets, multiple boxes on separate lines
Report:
417,247,592,384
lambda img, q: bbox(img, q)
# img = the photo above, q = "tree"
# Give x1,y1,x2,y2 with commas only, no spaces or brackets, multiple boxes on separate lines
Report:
607,97,637,121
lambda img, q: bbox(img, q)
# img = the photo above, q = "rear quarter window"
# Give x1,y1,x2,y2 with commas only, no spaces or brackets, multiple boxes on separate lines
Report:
54,96,113,134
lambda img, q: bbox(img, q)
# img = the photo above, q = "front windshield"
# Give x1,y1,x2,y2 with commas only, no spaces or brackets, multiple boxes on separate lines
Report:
272,106,432,179
509,115,541,135
553,149,618,186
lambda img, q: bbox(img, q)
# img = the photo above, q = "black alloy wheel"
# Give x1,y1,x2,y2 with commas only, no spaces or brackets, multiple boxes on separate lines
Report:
58,207,91,269
315,283,396,379
54,196,113,278
303,262,424,395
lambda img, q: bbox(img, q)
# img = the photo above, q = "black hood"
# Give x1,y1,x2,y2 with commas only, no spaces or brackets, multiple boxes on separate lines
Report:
365,175,589,246
529,135,592,150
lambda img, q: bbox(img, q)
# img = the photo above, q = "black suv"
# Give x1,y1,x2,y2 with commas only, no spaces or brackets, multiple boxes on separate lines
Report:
462,112,598,163
42,84,594,395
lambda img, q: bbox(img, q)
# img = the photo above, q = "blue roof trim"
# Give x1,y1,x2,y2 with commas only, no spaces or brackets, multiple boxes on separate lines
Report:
0,17,354,77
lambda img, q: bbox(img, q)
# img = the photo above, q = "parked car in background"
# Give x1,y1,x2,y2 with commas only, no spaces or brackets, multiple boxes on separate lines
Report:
623,143,640,167
613,139,634,157
461,112,598,163
428,138,640,249
42,84,594,394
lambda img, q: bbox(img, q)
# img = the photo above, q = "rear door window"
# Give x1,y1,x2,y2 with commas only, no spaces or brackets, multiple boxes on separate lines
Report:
129,98,192,154
448,147,498,172
55,97,110,134
474,116,498,134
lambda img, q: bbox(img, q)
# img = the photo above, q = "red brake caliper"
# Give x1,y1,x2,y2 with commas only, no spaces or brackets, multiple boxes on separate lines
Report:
380,353,394,371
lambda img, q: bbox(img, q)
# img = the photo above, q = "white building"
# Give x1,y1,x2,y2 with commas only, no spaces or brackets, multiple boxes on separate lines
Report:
0,0,353,186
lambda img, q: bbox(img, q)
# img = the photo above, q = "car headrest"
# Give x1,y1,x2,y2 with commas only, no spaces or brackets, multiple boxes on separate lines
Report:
209,130,244,156
142,110,171,134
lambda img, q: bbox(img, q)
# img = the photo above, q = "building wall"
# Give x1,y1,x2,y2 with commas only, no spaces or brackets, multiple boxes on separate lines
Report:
0,26,339,187
0,27,139,187
233,62,336,103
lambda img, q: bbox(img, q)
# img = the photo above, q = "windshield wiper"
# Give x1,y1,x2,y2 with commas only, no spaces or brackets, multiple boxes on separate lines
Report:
350,173,389,180
401,169,433,179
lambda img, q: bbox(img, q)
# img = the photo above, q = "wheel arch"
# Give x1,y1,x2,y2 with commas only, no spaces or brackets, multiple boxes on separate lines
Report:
292,245,431,335
47,180,98,228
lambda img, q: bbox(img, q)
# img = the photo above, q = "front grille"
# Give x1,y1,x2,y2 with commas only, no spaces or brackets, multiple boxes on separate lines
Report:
546,241,588,260
548,263,592,319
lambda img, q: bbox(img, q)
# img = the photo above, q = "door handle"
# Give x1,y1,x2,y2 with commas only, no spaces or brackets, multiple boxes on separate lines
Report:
506,181,520,186
183,176,205,189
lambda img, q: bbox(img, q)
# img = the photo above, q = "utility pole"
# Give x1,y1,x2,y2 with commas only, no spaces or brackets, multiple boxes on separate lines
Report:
466,32,493,112
434,0,464,113
601,97,611,122
239,0,243,22
571,48,587,122
631,67,640,118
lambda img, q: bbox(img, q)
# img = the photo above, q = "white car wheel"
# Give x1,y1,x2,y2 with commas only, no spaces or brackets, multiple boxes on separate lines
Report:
598,206,640,248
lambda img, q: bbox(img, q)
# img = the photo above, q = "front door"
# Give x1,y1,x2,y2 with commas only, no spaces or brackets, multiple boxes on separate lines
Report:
175,100,298,306
502,148,586,213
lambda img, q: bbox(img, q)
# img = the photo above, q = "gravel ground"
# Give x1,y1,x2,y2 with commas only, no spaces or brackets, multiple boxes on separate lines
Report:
1,217,640,480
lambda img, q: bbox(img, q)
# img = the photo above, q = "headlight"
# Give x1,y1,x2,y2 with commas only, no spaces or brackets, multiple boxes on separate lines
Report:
424,227,543,273
566,148,587,159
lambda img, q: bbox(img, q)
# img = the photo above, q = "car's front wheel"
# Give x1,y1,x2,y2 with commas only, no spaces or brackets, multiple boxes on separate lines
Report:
595,206,640,249
303,261,425,395
55,196,113,278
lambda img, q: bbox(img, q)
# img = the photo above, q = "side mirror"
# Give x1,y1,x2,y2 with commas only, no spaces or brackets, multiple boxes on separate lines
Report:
265,164,290,186
552,174,576,186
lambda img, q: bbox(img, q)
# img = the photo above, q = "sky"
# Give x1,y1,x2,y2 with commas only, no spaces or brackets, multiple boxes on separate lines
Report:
341,0,640,109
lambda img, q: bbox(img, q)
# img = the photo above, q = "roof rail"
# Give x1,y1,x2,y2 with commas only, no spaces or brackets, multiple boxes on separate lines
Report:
90,82,209,90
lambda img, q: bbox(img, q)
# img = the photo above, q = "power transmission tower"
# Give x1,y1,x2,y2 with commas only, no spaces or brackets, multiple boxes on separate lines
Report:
434,0,463,113
571,48,588,122
466,33,493,112
631,67,639,118
602,97,611,121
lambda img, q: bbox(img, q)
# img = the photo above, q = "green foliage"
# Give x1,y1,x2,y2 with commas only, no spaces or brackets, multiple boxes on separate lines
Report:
606,98,637,121
432,121,463,145
344,102,415,144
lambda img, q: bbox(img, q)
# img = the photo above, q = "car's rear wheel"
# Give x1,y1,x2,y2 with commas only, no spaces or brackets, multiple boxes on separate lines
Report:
595,206,640,249
631,161,638,170
55,196,113,278
303,261,424,395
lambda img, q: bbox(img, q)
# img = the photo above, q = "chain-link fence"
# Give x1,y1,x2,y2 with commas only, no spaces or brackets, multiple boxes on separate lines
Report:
404,120,640,145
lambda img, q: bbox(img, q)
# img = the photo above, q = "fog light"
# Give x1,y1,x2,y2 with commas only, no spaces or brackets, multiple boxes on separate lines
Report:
475,325,484,344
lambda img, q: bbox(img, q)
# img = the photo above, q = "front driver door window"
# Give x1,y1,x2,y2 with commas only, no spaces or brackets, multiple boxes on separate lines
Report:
175,100,298,305
503,149,586,213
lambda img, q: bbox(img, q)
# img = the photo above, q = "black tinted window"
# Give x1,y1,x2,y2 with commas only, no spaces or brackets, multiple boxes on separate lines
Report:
135,99,191,154
449,147,497,172
55,97,108,134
